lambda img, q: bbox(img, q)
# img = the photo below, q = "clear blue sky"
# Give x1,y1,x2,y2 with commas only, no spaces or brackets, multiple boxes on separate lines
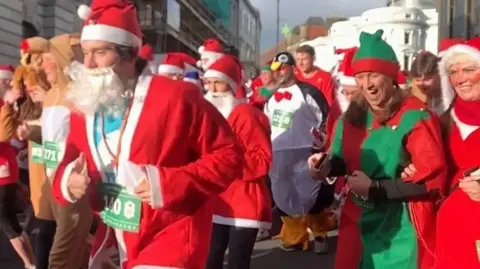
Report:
249,0,383,51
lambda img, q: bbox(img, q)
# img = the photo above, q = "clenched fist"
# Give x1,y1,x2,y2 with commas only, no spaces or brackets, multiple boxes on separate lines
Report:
67,153,91,200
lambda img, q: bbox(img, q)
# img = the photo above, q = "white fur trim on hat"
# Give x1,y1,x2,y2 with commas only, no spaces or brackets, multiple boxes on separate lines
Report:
77,5,91,20
81,24,142,47
438,44,480,114
339,75,356,86
201,51,224,63
0,71,13,80
203,69,238,90
158,64,183,75
196,60,203,68
198,46,205,54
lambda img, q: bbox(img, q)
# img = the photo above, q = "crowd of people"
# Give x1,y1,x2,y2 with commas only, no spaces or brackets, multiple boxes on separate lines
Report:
0,0,478,269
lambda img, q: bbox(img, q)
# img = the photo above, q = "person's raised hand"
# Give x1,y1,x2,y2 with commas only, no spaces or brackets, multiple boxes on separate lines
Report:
67,153,90,200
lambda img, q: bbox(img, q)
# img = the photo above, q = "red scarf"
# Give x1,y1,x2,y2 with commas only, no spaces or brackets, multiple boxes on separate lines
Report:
454,97,480,125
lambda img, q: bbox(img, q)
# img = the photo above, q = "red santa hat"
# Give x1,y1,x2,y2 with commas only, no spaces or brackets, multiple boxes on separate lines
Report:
438,38,464,57
77,0,142,48
335,48,351,62
397,71,408,89
197,39,225,70
203,55,241,91
138,44,154,61
0,65,14,80
337,47,358,86
438,37,480,114
158,53,197,75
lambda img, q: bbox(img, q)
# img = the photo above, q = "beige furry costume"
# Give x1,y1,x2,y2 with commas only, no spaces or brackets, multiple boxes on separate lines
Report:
0,37,53,220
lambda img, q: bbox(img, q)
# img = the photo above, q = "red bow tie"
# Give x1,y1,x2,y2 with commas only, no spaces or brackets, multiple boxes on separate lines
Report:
274,91,292,102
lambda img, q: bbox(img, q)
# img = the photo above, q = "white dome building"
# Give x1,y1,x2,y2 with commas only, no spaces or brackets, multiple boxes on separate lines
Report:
302,0,438,72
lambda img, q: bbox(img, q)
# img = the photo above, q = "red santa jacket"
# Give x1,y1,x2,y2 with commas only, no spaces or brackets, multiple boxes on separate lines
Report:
213,103,272,229
52,75,244,269
435,117,480,269
0,142,18,186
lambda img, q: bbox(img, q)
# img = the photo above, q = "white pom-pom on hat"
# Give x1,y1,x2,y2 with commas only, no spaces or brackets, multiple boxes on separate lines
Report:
196,60,202,68
77,4,92,20
198,46,205,54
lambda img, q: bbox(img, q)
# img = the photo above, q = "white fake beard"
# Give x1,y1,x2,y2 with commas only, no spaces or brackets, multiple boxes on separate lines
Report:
65,61,128,116
204,91,238,118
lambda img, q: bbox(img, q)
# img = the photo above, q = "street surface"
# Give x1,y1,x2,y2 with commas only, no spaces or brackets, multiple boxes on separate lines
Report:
0,210,337,269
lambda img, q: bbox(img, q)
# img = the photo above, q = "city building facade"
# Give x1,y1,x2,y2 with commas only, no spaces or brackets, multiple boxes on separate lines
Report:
259,17,332,66
300,0,438,72
236,0,261,78
137,0,234,65
0,0,83,64
0,0,241,67
438,0,480,40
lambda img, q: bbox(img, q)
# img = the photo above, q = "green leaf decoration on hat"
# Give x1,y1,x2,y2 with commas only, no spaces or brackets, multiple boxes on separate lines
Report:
259,87,274,98
263,65,272,72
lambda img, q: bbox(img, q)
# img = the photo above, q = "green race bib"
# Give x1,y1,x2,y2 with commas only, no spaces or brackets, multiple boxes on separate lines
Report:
272,109,294,129
99,182,141,232
30,142,44,164
43,141,62,169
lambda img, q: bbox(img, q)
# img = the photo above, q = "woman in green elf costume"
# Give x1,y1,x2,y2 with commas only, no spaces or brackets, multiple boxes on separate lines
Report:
308,29,447,269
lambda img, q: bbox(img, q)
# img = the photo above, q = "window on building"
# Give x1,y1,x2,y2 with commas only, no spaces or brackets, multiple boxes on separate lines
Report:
243,12,248,33
466,0,473,38
404,31,410,44
404,55,410,71
455,0,465,17
448,0,455,37
405,13,411,19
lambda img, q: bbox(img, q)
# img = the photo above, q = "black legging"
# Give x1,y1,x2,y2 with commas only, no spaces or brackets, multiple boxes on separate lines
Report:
35,218,56,269
206,224,259,269
0,183,23,239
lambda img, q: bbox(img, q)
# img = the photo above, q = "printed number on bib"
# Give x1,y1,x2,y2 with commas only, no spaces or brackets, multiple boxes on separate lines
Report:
43,141,61,169
99,182,141,232
30,142,44,164
272,109,294,129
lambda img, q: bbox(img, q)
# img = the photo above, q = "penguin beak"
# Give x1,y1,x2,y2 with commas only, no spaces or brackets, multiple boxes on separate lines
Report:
271,61,282,71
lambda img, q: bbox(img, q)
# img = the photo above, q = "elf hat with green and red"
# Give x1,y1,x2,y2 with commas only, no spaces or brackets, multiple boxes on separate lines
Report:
351,29,400,79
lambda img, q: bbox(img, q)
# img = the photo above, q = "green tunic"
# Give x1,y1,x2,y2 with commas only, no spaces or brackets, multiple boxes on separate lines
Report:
331,109,430,269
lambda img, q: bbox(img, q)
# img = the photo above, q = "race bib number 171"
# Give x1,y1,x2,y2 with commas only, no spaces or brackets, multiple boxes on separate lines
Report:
43,141,61,169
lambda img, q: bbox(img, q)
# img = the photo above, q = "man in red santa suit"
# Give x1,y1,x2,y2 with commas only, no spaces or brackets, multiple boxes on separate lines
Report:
202,55,272,269
157,52,197,80
52,1,244,268
197,39,225,71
